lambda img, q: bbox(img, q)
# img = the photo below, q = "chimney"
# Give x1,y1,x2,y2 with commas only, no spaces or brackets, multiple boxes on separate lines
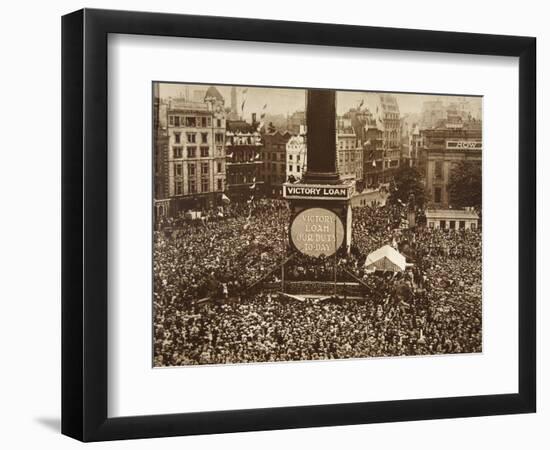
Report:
251,112,257,125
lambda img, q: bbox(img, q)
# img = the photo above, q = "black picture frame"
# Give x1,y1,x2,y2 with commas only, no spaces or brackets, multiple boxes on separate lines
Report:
61,8,536,442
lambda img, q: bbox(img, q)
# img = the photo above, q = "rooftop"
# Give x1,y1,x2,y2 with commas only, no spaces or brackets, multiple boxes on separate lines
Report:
425,209,479,220
204,86,224,102
226,120,257,133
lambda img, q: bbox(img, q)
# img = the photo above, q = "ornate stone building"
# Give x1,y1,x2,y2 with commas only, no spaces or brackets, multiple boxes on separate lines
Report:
164,86,227,212
225,115,264,199
421,119,482,208
261,130,292,197
336,118,363,182
286,129,307,184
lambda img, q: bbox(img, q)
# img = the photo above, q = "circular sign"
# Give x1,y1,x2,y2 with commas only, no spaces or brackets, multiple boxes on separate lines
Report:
290,208,344,257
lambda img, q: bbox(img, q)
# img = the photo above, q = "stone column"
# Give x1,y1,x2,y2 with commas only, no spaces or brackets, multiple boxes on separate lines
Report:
303,89,341,185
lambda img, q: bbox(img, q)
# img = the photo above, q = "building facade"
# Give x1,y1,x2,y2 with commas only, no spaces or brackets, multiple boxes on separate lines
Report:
286,131,307,183
340,107,385,188
375,94,401,150
421,120,482,208
261,130,292,196
407,124,422,168
425,209,479,230
153,83,170,219
359,93,402,186
336,118,363,182
225,116,264,199
164,86,227,213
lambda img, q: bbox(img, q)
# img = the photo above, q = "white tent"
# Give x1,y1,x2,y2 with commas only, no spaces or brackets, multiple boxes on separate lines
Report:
364,245,407,272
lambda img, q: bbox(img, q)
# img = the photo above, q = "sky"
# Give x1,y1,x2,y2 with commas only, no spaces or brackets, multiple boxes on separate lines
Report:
158,82,481,118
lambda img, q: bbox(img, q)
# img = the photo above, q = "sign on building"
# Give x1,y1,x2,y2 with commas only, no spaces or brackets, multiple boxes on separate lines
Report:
283,183,354,200
446,140,482,151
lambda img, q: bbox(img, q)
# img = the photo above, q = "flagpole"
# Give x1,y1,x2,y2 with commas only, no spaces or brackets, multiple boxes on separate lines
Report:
281,220,285,295
343,242,347,301
333,217,337,298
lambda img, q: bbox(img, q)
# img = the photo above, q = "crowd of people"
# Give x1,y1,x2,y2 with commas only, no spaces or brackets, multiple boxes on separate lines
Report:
153,199,289,303
153,197,482,366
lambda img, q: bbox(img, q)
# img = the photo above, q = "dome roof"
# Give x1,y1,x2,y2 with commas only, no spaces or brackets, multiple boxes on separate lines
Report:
204,86,224,102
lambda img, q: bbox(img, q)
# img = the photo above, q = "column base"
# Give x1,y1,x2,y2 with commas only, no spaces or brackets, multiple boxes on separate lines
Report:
302,171,342,185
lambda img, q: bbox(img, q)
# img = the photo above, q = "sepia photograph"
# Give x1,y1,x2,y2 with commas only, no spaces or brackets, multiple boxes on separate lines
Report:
152,83,483,367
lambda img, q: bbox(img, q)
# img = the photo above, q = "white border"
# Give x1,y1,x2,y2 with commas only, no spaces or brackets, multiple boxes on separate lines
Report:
108,34,519,417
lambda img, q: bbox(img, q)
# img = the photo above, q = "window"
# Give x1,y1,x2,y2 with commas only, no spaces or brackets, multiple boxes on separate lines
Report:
188,163,195,176
471,223,477,230
440,220,446,229
297,155,301,162
201,133,208,143
297,165,301,172
174,180,183,195
188,179,196,194
169,116,174,126
435,161,443,179
459,220,466,229
174,132,181,144
201,163,209,175
217,162,222,173
289,165,293,172
185,117,196,127
201,179,209,193
449,220,456,230
215,133,224,144
174,163,183,176
217,179,223,191
174,116,180,127
173,147,183,158
187,147,196,158
434,187,442,203
200,117,208,128
289,154,293,160
187,133,196,143
200,146,209,157
216,119,222,128
429,222,434,228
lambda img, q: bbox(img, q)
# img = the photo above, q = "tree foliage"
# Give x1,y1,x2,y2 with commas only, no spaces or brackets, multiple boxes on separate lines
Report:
389,165,426,209
447,161,482,211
